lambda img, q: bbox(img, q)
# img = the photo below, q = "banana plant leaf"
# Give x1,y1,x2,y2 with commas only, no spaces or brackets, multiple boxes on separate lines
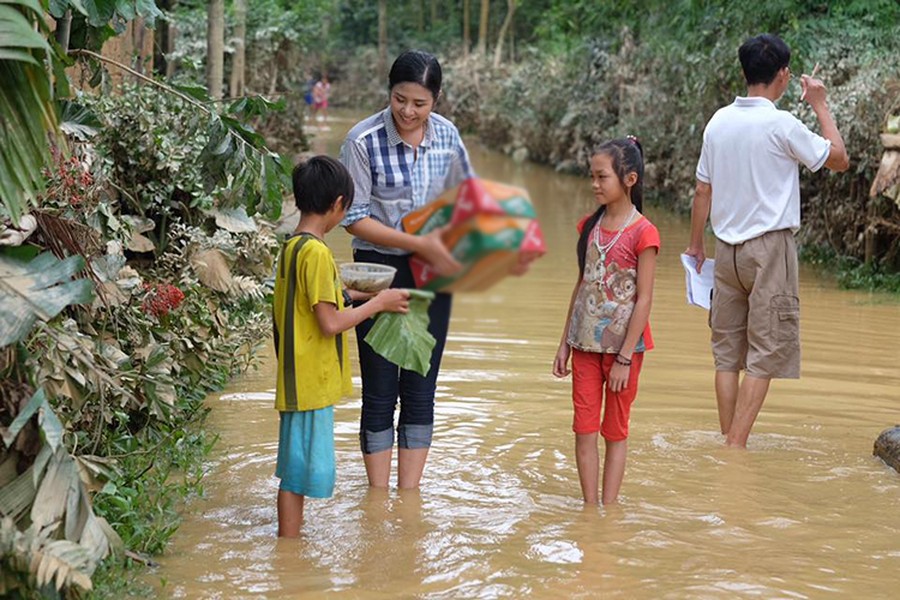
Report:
364,289,436,377
0,251,95,347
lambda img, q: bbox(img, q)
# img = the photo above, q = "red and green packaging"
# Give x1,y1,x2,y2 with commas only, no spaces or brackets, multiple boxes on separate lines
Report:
402,178,546,292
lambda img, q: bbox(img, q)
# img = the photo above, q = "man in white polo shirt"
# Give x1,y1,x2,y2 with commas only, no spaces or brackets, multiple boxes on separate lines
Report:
685,33,849,448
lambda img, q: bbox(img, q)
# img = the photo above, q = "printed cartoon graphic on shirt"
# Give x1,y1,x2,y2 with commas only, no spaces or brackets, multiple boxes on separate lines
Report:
567,219,651,354
598,263,637,349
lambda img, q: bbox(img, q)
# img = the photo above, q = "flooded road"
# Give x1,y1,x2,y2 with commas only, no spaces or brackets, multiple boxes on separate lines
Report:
153,114,900,598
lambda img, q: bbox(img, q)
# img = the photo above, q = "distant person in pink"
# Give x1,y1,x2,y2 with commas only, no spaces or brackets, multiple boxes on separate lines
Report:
311,74,331,122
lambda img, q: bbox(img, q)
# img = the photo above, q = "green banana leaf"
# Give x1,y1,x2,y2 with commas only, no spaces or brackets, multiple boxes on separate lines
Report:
0,251,95,347
0,0,55,226
364,289,436,377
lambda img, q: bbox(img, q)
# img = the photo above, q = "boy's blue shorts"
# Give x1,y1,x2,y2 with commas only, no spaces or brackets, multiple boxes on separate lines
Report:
275,407,335,498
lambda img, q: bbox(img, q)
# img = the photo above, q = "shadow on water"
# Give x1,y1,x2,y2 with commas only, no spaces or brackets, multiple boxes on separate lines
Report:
153,111,900,599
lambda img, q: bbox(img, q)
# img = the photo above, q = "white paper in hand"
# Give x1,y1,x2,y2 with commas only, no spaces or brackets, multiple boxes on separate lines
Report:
680,253,715,310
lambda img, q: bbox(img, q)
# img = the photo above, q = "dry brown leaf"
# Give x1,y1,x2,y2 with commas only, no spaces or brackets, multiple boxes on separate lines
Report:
190,248,234,292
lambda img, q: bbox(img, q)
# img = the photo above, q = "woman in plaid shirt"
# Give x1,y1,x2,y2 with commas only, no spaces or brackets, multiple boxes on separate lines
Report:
340,50,475,490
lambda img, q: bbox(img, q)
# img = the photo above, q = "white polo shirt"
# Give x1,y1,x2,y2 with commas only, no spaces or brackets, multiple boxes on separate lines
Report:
696,96,831,245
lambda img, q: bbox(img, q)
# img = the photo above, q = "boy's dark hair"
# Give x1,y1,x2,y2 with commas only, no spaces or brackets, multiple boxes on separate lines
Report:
739,34,791,86
292,155,354,215
577,137,645,275
389,50,442,100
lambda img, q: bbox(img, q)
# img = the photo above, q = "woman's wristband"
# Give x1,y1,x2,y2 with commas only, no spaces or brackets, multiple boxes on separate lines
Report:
614,354,632,367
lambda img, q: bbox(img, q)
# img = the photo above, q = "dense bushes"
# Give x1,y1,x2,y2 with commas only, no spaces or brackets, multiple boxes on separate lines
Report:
434,10,900,278
0,82,281,595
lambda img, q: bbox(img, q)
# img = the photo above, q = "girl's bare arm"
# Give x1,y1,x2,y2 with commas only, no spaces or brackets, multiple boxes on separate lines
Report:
553,275,582,378
607,247,657,392
617,247,658,360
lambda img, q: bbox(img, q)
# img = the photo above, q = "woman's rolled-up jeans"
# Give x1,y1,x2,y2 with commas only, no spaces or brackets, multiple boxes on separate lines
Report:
354,249,451,454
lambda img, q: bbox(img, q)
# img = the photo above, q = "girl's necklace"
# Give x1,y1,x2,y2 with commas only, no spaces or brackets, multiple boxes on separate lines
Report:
594,206,638,261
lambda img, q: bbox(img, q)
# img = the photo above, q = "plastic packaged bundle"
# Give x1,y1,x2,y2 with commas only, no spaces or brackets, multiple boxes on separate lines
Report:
402,178,546,292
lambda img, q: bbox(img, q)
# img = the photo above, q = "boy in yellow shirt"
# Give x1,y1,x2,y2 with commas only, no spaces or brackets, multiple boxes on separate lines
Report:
273,156,409,537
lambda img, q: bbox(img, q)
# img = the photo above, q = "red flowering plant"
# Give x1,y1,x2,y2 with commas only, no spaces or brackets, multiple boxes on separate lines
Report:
141,282,186,319
39,145,99,211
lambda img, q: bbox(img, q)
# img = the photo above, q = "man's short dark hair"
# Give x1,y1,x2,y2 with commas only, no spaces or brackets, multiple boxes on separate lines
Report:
291,155,354,215
739,34,791,86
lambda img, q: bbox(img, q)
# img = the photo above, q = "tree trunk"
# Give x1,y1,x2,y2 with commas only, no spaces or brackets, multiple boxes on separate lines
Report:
153,0,175,77
166,24,178,78
462,0,470,57
477,0,489,56
492,0,515,68
378,0,388,76
229,0,247,98
206,0,224,100
54,10,72,53
430,0,437,25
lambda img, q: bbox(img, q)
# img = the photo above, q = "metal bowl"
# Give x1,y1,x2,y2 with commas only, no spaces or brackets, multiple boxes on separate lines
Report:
339,262,397,293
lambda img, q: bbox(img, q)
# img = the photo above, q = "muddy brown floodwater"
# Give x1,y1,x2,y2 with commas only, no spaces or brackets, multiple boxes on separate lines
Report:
152,112,900,599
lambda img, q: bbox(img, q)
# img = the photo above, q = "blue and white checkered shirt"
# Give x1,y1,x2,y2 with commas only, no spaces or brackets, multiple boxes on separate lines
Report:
340,108,475,255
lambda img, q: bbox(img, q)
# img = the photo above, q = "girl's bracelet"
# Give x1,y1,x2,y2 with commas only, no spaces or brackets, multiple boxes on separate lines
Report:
614,354,632,367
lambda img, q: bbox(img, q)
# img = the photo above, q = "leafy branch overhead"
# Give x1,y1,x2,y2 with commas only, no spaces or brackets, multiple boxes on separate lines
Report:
73,49,291,220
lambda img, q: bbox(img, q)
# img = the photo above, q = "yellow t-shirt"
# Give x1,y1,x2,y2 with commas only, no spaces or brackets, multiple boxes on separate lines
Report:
272,234,352,411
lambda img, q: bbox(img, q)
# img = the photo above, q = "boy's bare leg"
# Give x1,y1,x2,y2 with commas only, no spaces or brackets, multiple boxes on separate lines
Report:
725,374,771,448
364,449,392,488
575,433,599,504
277,490,304,538
715,370,740,434
601,439,628,505
398,448,429,489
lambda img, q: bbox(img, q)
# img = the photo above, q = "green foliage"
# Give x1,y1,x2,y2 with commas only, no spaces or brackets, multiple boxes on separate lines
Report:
0,0,55,227
54,0,163,53
431,2,900,282
88,84,215,235
2,1,294,597
85,83,288,249
801,243,900,294
1,0,165,227
90,414,216,555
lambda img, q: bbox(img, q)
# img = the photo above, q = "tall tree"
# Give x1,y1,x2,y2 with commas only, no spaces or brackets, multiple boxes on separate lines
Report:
378,0,387,76
477,0,489,55
493,0,516,68
230,0,246,98
206,0,224,100
462,0,470,57
153,0,175,78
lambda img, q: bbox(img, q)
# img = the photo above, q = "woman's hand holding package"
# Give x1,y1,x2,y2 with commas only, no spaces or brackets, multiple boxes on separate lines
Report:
415,226,462,277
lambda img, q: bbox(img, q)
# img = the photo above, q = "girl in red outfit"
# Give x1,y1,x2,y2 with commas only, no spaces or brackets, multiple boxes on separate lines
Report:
553,137,660,505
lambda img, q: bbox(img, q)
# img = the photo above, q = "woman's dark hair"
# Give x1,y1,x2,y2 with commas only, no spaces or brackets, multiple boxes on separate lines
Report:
292,155,354,215
388,50,442,100
738,34,791,86
576,136,645,275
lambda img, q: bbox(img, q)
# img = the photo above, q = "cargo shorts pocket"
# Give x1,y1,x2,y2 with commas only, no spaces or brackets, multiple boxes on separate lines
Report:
770,294,799,342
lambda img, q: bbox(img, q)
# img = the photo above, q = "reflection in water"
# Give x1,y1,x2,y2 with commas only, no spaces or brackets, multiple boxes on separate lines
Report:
154,113,900,598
